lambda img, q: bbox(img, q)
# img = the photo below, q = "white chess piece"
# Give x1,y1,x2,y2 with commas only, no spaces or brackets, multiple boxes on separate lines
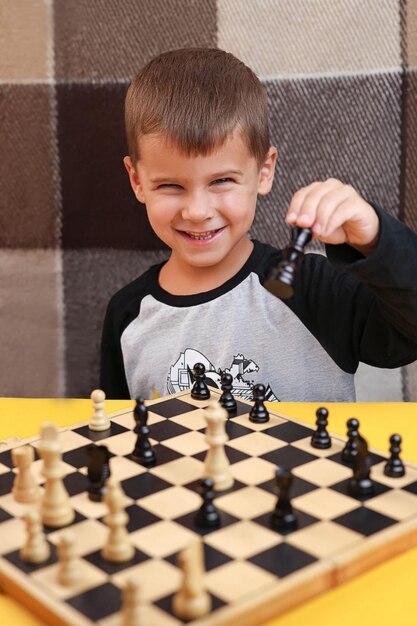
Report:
102,478,135,562
38,422,75,528
12,445,40,503
204,401,233,491
89,389,110,431
122,578,147,626
57,531,80,586
20,509,50,564
172,539,211,619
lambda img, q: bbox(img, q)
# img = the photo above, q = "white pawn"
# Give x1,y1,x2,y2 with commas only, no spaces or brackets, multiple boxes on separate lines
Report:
122,578,146,626
12,445,41,503
57,531,80,586
89,389,110,431
38,422,75,528
20,509,50,564
102,478,135,562
204,401,233,491
172,539,211,620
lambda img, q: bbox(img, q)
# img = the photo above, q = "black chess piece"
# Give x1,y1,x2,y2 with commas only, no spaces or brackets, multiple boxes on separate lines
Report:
310,407,331,449
271,467,298,532
341,418,360,465
264,227,312,300
194,478,220,530
190,362,211,400
219,372,237,417
384,434,405,478
347,434,374,498
249,383,269,423
86,444,111,502
130,396,157,467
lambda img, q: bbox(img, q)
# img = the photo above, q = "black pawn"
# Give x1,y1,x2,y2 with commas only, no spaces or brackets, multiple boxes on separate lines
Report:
264,227,312,300
131,396,156,467
194,478,220,530
271,467,297,532
191,362,211,400
384,434,405,478
87,444,111,502
347,434,374,498
219,372,237,417
311,407,331,449
341,418,360,465
249,383,269,423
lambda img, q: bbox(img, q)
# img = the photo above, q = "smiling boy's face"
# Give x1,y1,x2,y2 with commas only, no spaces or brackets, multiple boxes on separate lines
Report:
124,131,277,292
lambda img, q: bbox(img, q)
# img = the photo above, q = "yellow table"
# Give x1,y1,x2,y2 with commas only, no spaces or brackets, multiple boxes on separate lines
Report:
1,398,417,626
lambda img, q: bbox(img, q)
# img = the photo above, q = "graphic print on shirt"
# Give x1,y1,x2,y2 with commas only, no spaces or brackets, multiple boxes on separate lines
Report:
166,348,279,401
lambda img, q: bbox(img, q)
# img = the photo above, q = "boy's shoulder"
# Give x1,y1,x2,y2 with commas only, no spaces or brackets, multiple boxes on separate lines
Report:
107,260,165,311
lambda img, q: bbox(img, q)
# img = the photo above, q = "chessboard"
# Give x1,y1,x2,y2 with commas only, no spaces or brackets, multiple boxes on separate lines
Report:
1,388,417,626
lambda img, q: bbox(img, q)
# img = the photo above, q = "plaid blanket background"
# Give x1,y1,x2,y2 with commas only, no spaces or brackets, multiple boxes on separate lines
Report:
0,0,416,399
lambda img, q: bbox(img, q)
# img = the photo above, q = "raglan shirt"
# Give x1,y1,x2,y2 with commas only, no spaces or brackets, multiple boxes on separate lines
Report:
100,208,417,401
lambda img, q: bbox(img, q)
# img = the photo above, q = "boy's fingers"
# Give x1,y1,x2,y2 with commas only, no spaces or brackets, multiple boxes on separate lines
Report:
287,179,349,230
286,181,323,225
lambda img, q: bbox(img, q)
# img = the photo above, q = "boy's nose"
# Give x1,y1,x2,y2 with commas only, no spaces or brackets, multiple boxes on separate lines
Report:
181,191,214,222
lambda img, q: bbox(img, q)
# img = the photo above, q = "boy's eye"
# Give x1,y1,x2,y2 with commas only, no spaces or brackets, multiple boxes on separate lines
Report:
157,183,182,189
212,177,233,185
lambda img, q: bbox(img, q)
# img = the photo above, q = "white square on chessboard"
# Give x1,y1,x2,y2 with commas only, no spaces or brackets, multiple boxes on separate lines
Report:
99,604,181,626
169,408,208,431
139,485,201,519
69,491,133,519
205,560,277,603
226,432,286,456
205,520,281,559
111,558,182,602
369,461,417,488
216,486,276,519
286,520,362,558
292,488,360,520
0,517,26,554
129,520,196,558
47,519,109,555
111,409,166,429
109,456,147,481
365,489,417,521
292,436,345,457
292,457,352,486
232,413,287,431
149,456,205,486
229,456,276,485
162,431,208,456
31,430,90,453
0,492,42,518
97,430,139,456
30,559,108,600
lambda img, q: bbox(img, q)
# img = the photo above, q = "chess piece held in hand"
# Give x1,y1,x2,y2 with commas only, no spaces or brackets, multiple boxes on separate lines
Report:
264,226,312,299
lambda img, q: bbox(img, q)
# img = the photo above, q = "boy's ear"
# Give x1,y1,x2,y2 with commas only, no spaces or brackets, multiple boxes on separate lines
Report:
257,147,278,196
123,156,146,203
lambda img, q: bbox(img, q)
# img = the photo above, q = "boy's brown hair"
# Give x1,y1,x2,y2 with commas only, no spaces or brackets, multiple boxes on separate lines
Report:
125,48,270,167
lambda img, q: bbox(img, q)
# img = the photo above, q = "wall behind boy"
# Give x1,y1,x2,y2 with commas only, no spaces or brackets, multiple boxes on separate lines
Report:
0,0,416,399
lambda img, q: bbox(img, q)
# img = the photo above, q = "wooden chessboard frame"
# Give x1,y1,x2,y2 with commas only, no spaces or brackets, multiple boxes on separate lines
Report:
1,389,417,626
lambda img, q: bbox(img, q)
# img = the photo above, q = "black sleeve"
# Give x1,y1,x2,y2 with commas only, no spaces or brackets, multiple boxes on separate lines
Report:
100,296,131,399
288,208,417,373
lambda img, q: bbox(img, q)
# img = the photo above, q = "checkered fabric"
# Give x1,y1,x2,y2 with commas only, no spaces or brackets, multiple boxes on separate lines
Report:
0,0,416,398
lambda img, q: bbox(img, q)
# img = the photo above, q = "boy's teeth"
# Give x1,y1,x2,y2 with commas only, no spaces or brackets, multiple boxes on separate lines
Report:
186,230,216,240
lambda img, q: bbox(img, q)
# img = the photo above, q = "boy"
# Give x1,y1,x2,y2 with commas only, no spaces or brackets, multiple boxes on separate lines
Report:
100,48,417,402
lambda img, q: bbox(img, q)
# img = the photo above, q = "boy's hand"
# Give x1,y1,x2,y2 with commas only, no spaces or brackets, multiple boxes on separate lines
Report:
286,178,380,255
